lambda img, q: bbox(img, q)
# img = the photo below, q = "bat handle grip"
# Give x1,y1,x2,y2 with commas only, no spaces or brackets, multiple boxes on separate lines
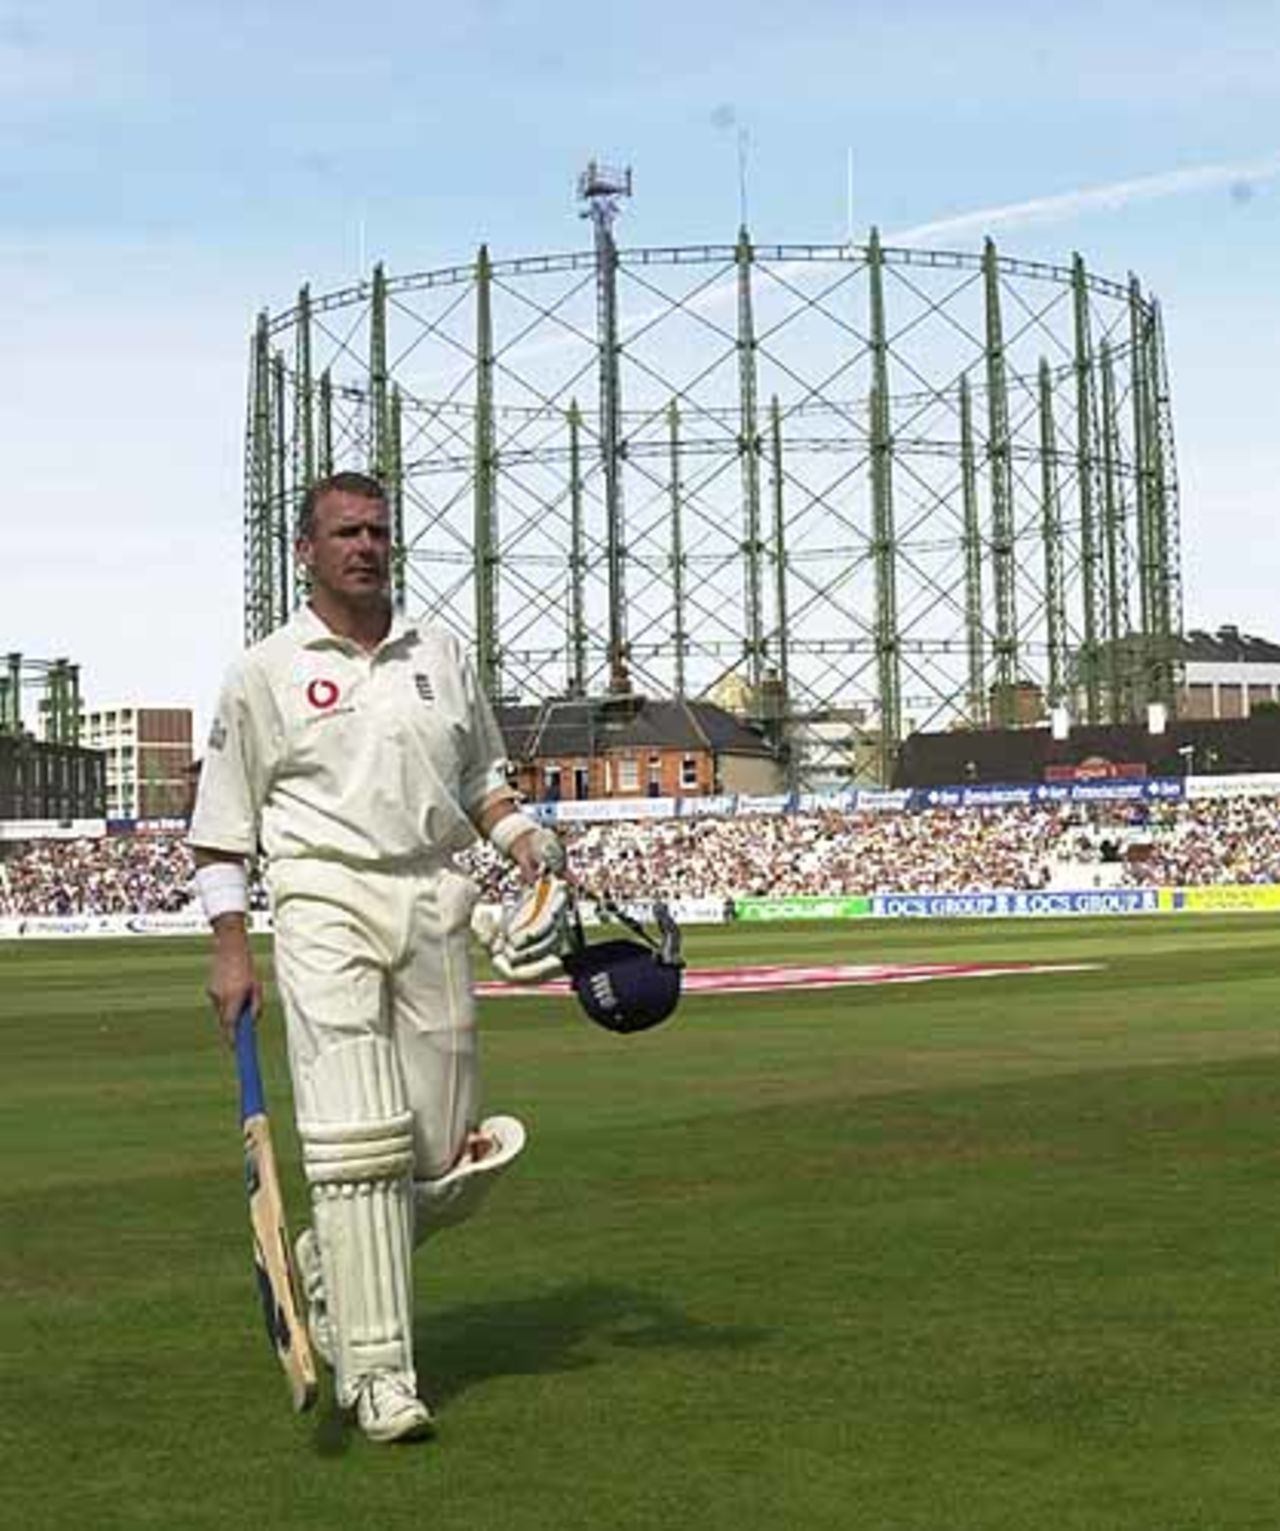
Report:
234,1003,267,1124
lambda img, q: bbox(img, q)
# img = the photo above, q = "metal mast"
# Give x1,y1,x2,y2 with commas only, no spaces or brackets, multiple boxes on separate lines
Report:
578,161,633,694
868,228,901,775
244,312,276,645
1098,339,1130,719
369,262,391,484
1071,254,1102,723
1129,276,1160,712
294,284,315,493
474,244,500,697
271,352,288,628
317,369,334,478
959,374,986,726
668,399,688,699
769,396,791,711
736,225,766,705
389,387,405,610
568,399,588,697
292,284,315,608
1149,299,1183,712
0,653,20,733
1038,359,1067,707
983,239,1018,724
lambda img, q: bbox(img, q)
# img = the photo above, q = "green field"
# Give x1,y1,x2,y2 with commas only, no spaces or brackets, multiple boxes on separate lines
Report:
2,915,1279,1530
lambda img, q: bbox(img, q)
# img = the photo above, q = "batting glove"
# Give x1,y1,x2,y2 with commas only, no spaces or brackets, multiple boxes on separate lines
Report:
472,874,571,983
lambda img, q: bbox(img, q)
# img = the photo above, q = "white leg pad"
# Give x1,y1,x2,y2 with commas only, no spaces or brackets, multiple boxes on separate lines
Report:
297,1037,417,1409
414,1114,527,1246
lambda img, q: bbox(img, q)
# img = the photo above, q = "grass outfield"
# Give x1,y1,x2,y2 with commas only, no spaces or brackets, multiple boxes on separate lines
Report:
2,914,1279,1531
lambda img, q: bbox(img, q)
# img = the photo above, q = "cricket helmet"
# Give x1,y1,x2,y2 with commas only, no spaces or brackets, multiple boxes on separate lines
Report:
561,897,684,1035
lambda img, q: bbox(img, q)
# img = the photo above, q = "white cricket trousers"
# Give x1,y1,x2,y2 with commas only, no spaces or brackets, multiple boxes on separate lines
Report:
268,858,480,1180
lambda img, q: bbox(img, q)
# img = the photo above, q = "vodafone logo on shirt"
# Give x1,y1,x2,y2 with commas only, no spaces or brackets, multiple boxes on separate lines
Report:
306,677,341,710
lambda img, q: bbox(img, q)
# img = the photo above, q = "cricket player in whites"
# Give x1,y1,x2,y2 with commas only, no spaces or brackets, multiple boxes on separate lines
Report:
190,471,568,1443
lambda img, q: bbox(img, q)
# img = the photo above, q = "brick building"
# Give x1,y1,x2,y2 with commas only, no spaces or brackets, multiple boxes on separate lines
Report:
496,695,783,803
83,706,194,822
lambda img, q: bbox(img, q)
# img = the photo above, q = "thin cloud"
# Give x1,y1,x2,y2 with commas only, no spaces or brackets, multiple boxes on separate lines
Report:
887,154,1280,245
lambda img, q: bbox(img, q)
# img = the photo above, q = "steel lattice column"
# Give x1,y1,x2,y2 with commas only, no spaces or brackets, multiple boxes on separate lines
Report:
959,374,986,726
1129,277,1161,712
568,399,587,697
668,399,688,699
1071,255,1102,723
474,245,500,698
593,212,629,692
294,284,315,499
1098,339,1131,719
317,369,334,479
390,387,405,611
1038,360,1067,706
1149,300,1183,712
983,239,1019,724
769,396,791,711
736,227,766,704
868,229,901,773
271,352,288,630
244,311,276,645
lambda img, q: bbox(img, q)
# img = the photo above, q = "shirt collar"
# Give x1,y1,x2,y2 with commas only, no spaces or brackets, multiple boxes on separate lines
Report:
293,603,420,654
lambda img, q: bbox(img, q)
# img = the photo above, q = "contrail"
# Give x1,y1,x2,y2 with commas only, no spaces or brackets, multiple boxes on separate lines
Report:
887,153,1280,245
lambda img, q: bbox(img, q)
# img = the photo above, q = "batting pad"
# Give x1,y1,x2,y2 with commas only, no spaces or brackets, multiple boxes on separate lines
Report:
414,1113,527,1245
298,1037,418,1408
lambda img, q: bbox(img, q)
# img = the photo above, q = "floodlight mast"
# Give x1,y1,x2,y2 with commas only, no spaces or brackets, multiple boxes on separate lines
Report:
579,161,633,695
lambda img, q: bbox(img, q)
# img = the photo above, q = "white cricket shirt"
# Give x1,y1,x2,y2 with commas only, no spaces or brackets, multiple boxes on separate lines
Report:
189,606,510,869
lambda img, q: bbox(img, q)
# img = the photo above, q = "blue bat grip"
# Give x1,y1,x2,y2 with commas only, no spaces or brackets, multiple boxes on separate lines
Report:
234,1003,267,1124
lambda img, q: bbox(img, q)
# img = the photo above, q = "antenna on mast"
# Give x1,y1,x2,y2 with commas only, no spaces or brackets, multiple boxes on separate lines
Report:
577,160,632,236
577,160,635,694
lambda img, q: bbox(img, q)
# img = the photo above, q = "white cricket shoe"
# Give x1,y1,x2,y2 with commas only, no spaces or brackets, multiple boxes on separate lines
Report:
294,1228,336,1369
356,1374,435,1444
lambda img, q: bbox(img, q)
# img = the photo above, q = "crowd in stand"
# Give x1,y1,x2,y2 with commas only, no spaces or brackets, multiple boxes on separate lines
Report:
0,833,195,916
3,797,1279,917
459,802,1183,902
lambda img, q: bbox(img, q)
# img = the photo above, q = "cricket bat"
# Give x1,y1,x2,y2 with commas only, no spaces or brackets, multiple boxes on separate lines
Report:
234,1003,318,1413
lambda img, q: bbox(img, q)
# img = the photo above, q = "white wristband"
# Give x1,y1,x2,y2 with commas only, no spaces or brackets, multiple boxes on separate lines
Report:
488,811,540,859
194,862,249,923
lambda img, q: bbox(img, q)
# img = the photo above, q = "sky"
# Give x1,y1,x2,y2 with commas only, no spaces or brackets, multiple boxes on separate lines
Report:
2,0,1277,736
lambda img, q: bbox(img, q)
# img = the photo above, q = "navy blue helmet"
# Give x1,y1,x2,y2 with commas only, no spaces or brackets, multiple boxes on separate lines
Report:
562,897,684,1034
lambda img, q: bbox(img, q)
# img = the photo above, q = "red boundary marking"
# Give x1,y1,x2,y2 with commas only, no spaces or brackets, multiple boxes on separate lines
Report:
476,959,1100,999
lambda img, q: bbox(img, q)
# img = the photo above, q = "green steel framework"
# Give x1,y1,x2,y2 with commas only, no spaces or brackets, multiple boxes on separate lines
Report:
0,654,82,743
243,231,1183,784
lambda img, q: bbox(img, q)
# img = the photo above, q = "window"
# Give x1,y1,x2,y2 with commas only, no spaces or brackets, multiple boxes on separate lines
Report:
543,764,562,801
681,755,699,790
617,756,638,791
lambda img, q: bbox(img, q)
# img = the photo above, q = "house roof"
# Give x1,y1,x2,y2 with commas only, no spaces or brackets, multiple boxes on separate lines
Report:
1178,626,1280,663
494,695,775,761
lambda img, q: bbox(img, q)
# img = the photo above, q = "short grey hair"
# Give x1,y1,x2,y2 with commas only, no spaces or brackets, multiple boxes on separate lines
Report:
297,471,387,539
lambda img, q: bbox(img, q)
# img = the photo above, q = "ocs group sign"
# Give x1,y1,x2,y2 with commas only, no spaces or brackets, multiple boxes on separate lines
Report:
870,889,1160,919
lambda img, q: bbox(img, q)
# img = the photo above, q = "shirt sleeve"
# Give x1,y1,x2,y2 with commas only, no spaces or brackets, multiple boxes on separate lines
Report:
457,644,514,816
188,658,278,856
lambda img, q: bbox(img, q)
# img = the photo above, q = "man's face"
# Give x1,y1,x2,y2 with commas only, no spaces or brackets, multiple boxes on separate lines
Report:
297,490,391,606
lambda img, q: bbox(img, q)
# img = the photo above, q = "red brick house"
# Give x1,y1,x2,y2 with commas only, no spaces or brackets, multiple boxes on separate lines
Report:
495,694,783,803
